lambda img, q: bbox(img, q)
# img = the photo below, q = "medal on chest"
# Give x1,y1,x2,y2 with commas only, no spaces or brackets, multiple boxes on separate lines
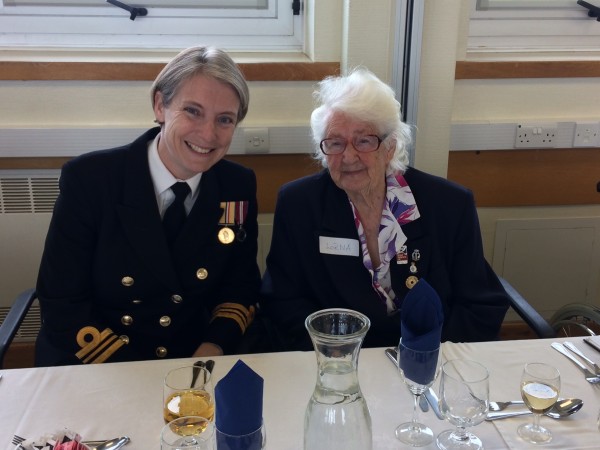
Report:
218,201,249,244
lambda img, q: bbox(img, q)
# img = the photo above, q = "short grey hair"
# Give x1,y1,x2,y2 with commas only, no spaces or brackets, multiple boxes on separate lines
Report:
151,46,249,124
310,68,412,172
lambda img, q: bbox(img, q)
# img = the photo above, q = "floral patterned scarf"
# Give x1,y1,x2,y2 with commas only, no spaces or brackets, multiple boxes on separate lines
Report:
350,171,420,314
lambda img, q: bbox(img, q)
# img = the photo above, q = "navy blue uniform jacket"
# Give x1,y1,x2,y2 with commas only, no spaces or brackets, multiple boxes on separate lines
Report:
261,167,510,351
36,128,261,365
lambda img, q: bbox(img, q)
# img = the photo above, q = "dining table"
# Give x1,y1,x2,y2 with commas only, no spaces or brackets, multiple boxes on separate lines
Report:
1,336,599,449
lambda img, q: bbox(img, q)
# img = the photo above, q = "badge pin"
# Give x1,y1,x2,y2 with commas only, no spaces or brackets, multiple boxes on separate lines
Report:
412,249,421,261
406,275,419,289
409,262,418,274
396,245,408,264
218,227,235,244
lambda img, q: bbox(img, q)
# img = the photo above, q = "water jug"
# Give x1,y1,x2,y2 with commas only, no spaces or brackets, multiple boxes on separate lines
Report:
304,308,372,450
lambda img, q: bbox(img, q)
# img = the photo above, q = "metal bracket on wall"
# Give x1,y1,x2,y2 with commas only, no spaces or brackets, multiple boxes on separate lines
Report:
577,0,600,21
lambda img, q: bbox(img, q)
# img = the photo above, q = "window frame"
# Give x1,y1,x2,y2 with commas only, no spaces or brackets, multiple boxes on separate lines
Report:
468,0,600,57
0,0,304,52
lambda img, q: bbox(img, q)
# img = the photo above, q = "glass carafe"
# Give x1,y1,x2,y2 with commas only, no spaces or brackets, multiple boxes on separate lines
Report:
304,308,372,450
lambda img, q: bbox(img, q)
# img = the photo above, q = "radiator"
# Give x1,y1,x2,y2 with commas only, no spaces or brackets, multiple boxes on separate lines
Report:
0,169,273,342
0,170,59,340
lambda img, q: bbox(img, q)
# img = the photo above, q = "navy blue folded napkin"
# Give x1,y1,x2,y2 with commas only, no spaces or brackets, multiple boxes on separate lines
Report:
215,359,264,449
400,278,444,384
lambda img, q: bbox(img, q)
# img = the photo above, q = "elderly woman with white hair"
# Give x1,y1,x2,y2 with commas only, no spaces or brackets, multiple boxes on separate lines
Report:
261,68,510,351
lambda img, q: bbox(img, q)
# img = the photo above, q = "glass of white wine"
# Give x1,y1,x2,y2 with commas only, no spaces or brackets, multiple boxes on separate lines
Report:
518,362,560,444
161,416,215,449
164,366,215,425
436,359,489,450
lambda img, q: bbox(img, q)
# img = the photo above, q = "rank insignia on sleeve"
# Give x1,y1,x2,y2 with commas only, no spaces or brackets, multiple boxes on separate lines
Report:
75,326,128,364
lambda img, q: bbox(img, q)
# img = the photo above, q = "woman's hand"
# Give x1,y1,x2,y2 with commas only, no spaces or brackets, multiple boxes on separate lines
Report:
192,341,224,357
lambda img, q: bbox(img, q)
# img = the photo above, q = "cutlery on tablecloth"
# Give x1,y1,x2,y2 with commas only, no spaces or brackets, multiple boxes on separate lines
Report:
384,347,445,418
551,342,600,384
190,359,216,387
488,400,525,412
564,341,600,376
583,337,600,354
424,386,444,420
486,398,583,421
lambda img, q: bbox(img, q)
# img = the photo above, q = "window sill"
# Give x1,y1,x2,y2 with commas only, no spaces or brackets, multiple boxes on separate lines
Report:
455,60,600,79
0,50,340,81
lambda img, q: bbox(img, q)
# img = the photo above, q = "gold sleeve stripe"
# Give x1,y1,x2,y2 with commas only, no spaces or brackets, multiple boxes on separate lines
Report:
91,337,127,364
75,326,128,364
211,303,255,333
81,334,119,364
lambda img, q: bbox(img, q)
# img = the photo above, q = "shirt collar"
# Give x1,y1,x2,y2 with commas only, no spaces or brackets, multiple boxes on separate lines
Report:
147,132,202,197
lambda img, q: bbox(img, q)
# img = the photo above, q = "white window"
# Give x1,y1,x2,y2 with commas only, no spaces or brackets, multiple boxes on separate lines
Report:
469,0,600,56
0,0,303,52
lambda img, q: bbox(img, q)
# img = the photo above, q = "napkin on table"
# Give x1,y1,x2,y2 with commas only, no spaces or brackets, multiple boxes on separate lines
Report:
215,359,263,449
399,278,444,384
19,429,87,450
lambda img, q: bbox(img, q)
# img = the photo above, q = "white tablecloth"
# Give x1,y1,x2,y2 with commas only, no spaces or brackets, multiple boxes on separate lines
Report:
1,337,599,449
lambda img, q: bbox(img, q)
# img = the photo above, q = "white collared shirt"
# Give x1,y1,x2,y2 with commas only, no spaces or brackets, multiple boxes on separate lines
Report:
147,132,202,218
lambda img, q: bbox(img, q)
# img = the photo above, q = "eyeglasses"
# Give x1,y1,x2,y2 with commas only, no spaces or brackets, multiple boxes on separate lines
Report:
319,135,384,155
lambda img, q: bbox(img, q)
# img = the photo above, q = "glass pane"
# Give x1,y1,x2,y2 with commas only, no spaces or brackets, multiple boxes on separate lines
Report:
4,0,268,7
477,0,574,9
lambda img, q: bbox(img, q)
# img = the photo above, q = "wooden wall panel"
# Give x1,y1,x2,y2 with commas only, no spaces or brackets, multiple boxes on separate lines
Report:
455,61,600,79
0,154,321,214
447,148,600,207
0,61,339,81
227,154,321,213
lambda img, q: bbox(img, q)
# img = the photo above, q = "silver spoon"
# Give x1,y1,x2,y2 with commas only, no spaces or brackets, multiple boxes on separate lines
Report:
486,398,583,421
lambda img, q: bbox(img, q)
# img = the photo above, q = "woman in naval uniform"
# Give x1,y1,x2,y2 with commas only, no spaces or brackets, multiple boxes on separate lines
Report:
35,46,261,365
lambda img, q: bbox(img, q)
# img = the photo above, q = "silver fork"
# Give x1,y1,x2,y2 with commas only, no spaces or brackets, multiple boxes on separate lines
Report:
564,341,600,376
488,400,525,412
551,342,600,384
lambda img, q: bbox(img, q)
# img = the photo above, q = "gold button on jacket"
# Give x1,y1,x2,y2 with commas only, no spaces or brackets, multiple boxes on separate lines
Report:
196,268,208,280
121,315,133,325
121,276,134,286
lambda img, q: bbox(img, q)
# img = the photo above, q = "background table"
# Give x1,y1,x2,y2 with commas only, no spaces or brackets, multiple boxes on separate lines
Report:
1,337,599,449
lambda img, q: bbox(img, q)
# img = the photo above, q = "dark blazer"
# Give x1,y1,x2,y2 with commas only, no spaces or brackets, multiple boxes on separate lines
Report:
36,128,261,366
261,167,510,351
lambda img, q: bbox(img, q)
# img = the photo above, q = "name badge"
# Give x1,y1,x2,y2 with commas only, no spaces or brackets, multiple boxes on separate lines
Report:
319,236,360,257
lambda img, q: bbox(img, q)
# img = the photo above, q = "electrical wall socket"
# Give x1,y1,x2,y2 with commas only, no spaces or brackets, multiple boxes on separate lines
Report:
514,124,558,148
573,122,600,148
244,127,269,153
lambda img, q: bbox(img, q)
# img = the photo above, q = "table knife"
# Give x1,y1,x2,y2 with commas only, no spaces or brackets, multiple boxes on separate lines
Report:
385,348,444,420
551,342,600,383
584,337,600,354
564,341,600,375
424,386,444,420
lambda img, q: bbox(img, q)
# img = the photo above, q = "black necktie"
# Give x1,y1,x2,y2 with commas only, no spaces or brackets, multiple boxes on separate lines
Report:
163,182,191,247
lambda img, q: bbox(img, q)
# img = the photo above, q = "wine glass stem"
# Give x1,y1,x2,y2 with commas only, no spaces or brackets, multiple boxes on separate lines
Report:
532,412,541,430
453,426,468,440
412,394,420,425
